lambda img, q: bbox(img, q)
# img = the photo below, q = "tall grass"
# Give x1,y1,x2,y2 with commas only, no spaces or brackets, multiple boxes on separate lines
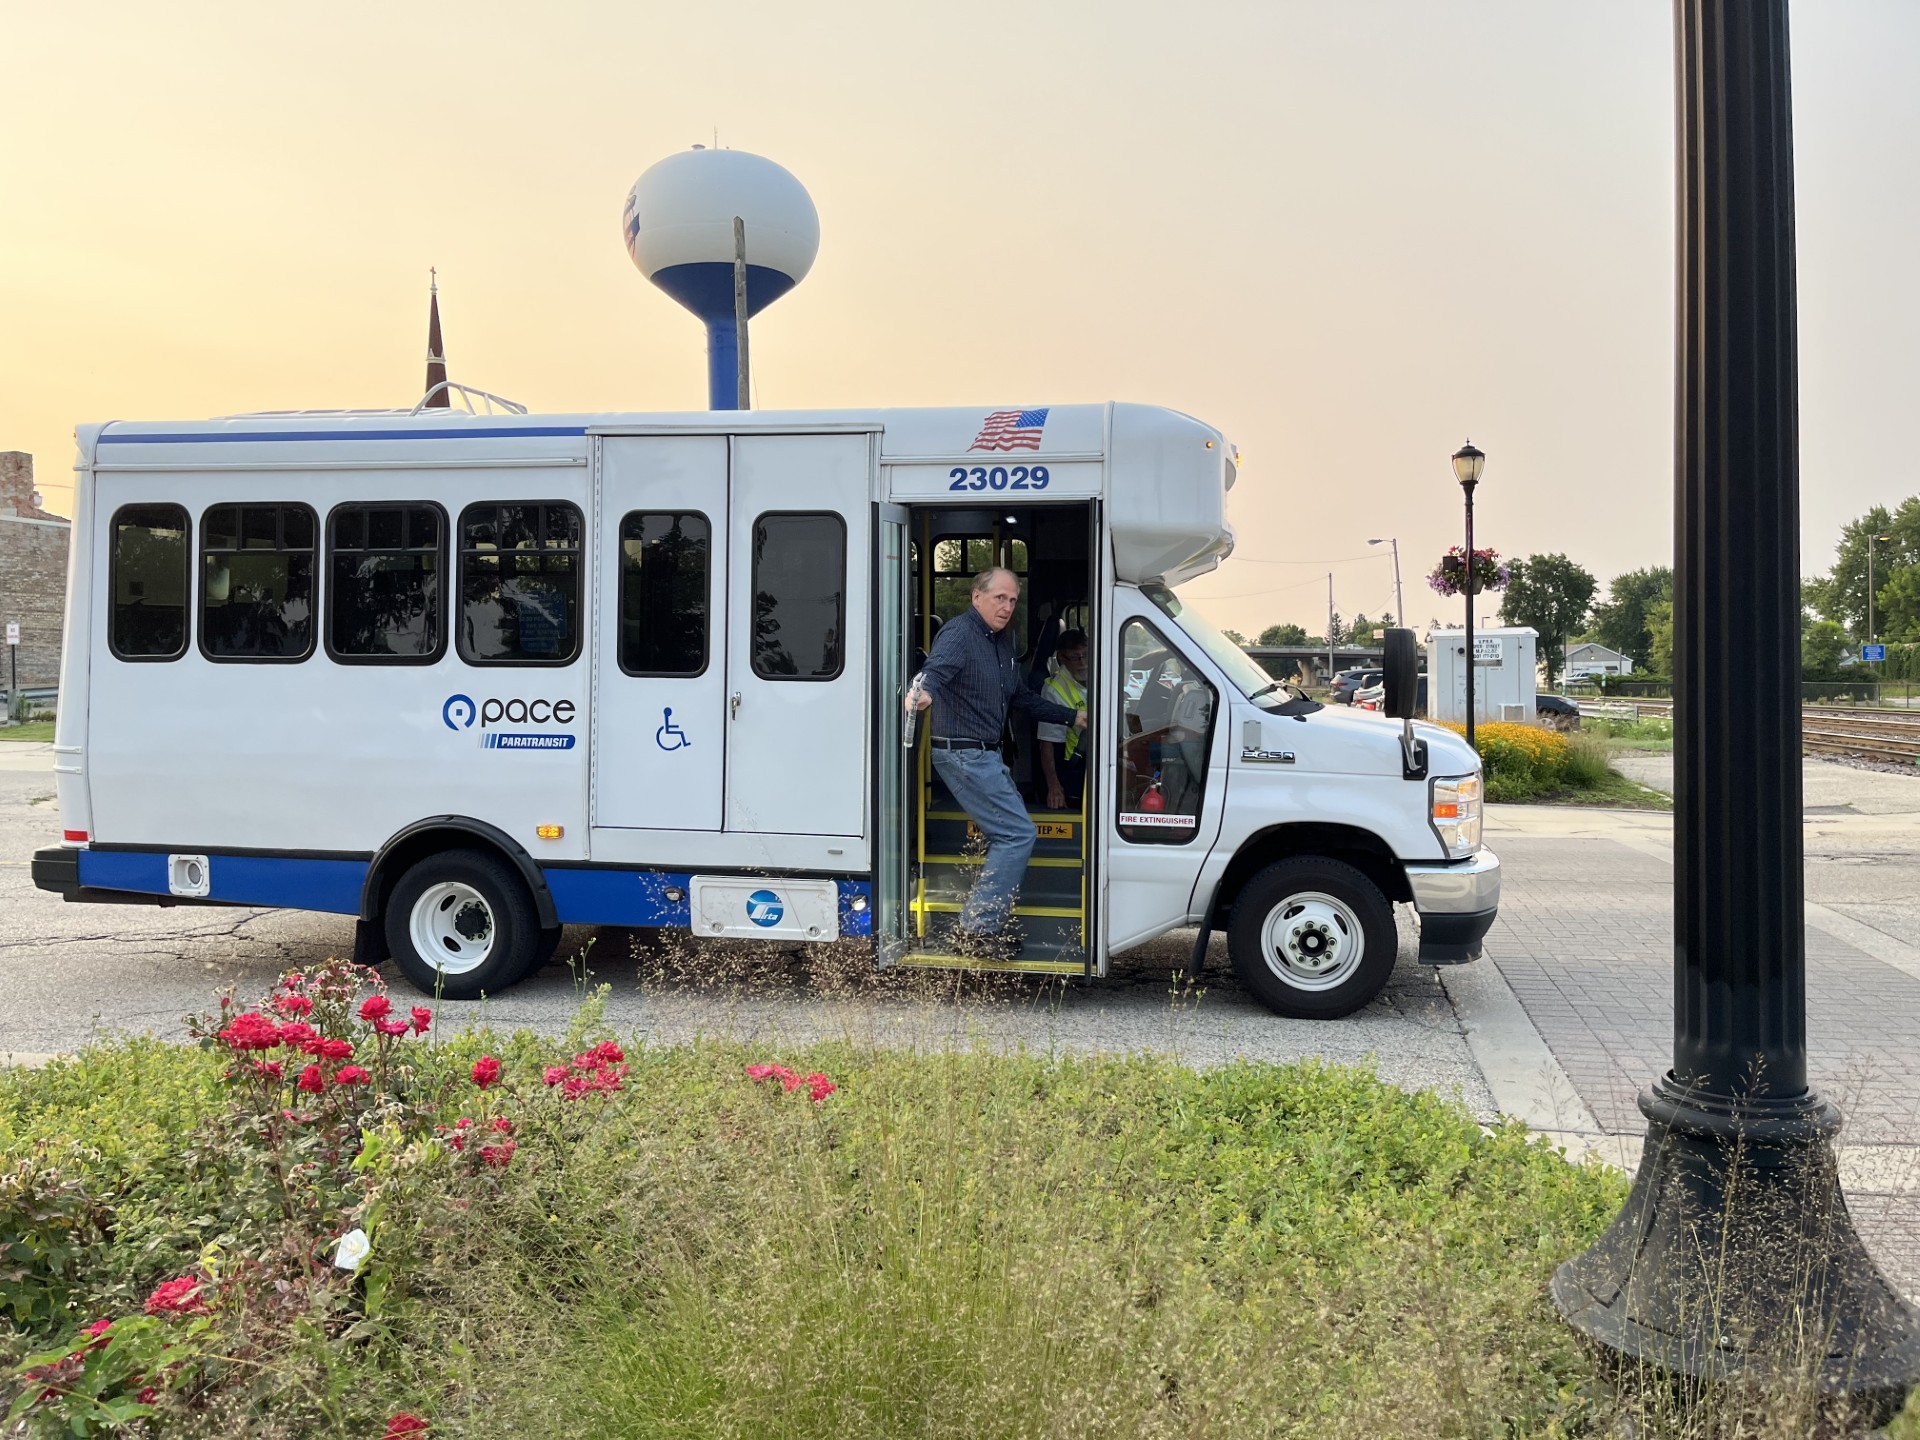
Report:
370,1047,1625,1438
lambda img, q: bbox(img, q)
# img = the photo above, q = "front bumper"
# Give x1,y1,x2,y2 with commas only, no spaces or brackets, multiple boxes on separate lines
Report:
1405,846,1500,964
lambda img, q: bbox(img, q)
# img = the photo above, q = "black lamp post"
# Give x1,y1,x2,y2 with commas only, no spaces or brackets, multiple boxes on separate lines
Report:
1452,441,1485,746
1552,0,1920,1413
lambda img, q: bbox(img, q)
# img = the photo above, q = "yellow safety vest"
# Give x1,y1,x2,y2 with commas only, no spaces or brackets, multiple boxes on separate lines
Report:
1043,669,1087,761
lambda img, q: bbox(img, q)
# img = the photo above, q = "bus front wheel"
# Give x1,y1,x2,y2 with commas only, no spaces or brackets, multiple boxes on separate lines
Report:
1227,857,1396,1020
384,849,539,1001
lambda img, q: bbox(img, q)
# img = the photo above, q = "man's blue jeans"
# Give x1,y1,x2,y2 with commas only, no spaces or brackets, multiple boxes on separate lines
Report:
932,746,1036,934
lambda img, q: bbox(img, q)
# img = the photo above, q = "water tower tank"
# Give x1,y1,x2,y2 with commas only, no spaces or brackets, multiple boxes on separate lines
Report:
623,147,820,409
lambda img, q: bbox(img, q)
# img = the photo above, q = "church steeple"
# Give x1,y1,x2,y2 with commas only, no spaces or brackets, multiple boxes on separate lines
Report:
423,269,449,408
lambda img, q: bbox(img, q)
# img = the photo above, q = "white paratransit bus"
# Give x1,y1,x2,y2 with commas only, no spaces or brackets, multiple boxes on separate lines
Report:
32,400,1498,1018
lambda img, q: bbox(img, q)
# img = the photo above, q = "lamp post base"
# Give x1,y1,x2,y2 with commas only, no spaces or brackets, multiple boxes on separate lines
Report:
1552,1077,1920,1419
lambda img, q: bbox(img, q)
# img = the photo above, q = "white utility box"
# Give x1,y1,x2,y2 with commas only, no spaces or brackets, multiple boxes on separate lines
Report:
1426,627,1539,726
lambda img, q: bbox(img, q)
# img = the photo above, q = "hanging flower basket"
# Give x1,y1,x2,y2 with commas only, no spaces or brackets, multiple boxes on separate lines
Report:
1427,546,1508,598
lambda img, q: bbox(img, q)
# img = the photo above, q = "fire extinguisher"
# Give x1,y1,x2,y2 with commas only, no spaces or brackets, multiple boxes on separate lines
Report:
1140,773,1166,813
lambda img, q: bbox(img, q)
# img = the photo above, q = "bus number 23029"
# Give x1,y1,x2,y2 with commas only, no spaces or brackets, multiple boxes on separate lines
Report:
948,464,1050,492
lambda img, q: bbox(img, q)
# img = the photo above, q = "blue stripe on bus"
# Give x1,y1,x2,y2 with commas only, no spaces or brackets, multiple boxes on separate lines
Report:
77,851,367,914
544,868,694,927
73,851,873,937
97,426,589,444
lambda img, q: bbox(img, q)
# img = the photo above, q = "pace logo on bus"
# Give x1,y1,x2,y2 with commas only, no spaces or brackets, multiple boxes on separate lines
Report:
442,693,578,751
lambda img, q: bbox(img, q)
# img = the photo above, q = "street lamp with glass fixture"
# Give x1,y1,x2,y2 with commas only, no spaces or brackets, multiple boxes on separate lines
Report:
1868,532,1893,648
1368,538,1405,626
1451,441,1485,747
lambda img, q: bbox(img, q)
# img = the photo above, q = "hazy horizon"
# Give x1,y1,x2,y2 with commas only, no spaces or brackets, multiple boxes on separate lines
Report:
5,1,1916,637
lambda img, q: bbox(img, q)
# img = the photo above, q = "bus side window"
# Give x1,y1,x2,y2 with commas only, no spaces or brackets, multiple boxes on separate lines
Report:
457,502,583,666
751,512,845,680
1115,619,1215,845
110,503,190,661
619,511,711,676
201,503,317,662
326,503,446,663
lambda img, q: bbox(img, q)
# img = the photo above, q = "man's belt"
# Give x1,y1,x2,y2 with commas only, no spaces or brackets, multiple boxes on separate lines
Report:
930,737,994,750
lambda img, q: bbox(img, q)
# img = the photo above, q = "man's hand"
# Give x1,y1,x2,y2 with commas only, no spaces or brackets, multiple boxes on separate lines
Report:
907,688,933,713
1046,782,1066,810
1074,708,1089,731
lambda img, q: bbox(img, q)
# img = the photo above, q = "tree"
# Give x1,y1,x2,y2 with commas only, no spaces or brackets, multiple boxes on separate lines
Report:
1326,611,1348,647
1804,496,1920,639
1221,628,1248,646
1802,619,1848,681
1257,622,1309,646
1647,598,1674,675
1590,567,1674,671
1498,554,1599,685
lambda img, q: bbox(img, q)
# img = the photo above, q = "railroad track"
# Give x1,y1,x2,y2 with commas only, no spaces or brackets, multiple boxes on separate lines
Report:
1577,699,1920,765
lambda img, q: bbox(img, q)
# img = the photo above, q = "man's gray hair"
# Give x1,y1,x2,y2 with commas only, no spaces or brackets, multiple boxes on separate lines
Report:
972,567,1019,596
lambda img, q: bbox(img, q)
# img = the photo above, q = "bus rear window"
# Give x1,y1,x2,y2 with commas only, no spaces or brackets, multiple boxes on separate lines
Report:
619,511,710,676
751,512,845,680
327,504,445,662
110,503,190,660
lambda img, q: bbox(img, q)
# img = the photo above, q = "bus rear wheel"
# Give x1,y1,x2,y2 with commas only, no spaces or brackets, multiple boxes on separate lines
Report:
385,849,539,1001
1227,857,1396,1019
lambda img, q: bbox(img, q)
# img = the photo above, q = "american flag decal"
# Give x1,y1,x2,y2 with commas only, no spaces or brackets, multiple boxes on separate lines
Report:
968,408,1049,451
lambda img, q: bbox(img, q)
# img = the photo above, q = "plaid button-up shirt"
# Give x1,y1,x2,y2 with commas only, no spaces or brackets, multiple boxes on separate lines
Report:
922,608,1076,744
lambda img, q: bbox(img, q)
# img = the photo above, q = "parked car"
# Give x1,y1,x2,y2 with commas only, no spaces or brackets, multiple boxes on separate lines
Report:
1356,675,1426,715
1329,668,1383,704
1535,693,1581,731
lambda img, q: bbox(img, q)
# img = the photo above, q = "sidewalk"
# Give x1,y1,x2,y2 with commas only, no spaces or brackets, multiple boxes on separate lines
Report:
1467,780,1920,1300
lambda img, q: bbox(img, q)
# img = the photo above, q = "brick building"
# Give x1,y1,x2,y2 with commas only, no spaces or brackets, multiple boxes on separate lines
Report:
0,452,71,697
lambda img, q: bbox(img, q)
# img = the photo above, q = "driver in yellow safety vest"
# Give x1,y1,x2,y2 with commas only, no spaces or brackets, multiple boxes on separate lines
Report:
1037,630,1090,811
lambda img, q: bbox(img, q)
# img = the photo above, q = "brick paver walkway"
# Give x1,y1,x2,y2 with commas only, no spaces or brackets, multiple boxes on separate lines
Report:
1489,834,1920,1299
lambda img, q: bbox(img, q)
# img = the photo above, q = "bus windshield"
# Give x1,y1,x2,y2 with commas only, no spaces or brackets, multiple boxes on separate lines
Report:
1143,584,1297,710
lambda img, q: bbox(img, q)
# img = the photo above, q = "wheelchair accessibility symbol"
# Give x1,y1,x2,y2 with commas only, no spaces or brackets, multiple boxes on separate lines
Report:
655,707,691,752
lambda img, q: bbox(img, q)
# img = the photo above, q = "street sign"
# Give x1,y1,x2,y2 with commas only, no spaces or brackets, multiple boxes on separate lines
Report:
1862,643,1887,662
4,622,17,647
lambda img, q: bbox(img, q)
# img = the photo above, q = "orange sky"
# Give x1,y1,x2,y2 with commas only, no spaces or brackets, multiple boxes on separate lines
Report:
4,1,1917,637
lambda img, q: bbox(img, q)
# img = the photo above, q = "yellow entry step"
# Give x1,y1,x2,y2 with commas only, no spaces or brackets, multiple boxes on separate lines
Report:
891,952,1086,975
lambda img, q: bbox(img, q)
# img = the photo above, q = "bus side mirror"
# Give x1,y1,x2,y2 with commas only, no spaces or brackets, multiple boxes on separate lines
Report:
1383,629,1419,720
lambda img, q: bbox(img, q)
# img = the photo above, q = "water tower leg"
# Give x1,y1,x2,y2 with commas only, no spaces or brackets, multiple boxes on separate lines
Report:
705,317,742,410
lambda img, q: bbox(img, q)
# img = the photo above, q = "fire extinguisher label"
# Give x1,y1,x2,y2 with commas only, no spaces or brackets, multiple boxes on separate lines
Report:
1117,812,1198,829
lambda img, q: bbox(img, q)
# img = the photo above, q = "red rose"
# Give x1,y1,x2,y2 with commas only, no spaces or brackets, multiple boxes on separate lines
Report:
410,1006,433,1034
333,1065,372,1086
305,1036,353,1061
542,1065,568,1086
275,1022,316,1047
216,1012,281,1052
479,1140,516,1169
806,1074,837,1103
577,1040,625,1068
251,1060,283,1080
359,995,392,1022
490,1116,513,1134
136,1386,158,1404
374,1018,410,1037
471,1056,501,1089
296,1064,326,1094
384,1416,430,1438
270,992,314,1018
144,1276,208,1316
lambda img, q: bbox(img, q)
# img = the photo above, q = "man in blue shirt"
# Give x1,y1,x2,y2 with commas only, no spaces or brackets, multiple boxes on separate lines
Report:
910,568,1087,954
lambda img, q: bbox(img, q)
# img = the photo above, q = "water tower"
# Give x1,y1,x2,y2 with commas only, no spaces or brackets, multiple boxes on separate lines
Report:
622,147,820,410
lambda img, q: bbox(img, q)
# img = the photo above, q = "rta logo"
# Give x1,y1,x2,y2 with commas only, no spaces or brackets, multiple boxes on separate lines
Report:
746,890,785,927
442,694,577,731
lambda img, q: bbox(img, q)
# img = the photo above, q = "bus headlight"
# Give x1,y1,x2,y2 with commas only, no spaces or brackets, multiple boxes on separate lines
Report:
1431,773,1483,856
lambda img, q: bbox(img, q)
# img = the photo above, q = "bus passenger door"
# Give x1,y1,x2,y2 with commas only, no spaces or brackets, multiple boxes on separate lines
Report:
872,503,912,963
723,432,874,862
592,436,728,833
1101,590,1228,951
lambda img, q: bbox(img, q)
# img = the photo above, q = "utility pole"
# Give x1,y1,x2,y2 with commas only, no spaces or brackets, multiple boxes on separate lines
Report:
732,216,751,410
1369,538,1404,625
1326,572,1335,685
